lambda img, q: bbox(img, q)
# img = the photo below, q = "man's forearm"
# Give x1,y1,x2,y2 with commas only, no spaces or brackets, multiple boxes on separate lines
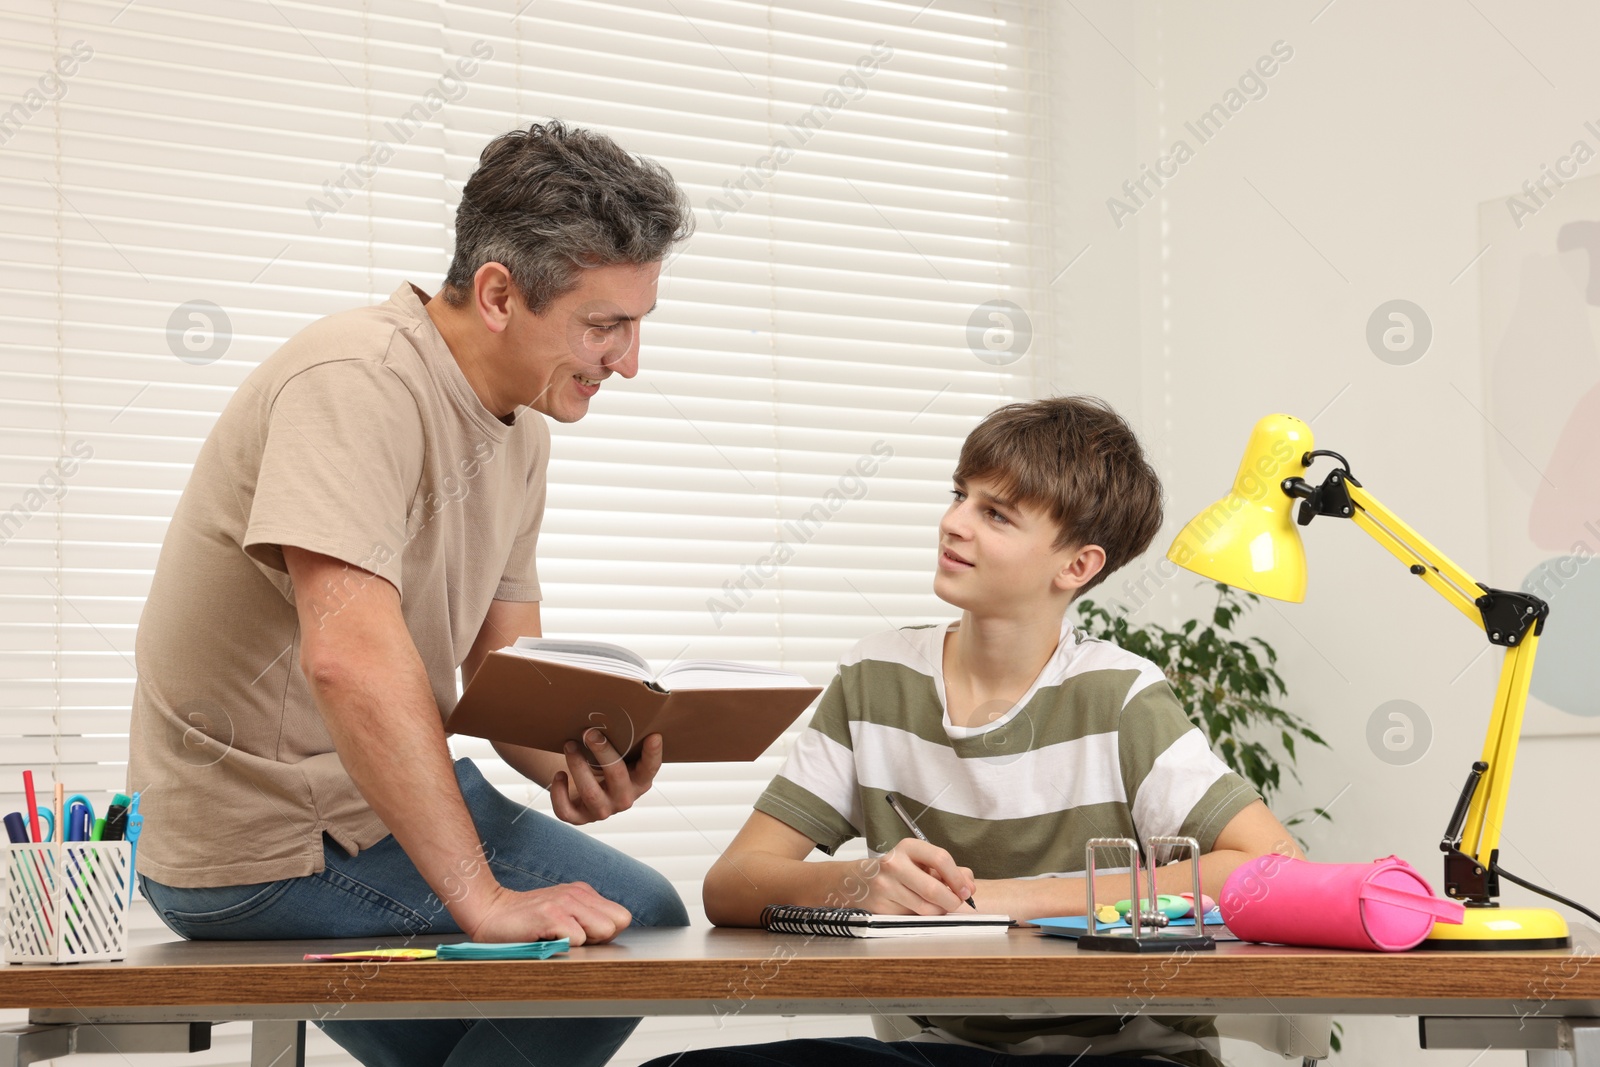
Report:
491,740,566,789
310,648,502,931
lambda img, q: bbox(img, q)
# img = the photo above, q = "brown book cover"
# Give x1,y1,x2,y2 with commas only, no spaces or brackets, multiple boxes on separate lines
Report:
445,646,822,763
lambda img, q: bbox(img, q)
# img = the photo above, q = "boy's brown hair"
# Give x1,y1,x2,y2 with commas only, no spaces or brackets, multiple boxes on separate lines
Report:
953,395,1164,595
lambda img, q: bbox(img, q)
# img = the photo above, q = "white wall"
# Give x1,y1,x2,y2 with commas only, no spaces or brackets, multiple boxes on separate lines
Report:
1049,1,1599,1063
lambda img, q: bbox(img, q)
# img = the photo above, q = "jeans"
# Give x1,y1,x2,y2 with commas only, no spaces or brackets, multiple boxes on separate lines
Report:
141,758,689,1067
638,1037,1164,1066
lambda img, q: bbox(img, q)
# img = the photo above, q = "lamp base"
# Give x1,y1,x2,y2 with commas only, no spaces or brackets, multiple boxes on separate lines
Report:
1416,906,1570,951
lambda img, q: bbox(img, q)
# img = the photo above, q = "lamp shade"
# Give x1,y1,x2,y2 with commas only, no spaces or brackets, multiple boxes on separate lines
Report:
1166,414,1313,603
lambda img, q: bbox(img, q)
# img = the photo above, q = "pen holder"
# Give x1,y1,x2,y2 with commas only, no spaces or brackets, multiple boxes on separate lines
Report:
4,841,132,963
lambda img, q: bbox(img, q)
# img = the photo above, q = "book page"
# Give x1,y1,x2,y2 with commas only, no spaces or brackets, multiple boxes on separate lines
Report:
504,638,654,683
657,659,813,691
856,913,1013,925
849,924,1012,938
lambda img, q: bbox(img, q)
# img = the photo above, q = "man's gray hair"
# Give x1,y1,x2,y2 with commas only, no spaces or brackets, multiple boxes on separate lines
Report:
441,120,693,313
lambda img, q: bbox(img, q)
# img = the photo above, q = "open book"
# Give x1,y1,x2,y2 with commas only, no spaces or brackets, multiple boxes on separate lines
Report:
497,638,813,692
760,905,1015,939
445,638,822,763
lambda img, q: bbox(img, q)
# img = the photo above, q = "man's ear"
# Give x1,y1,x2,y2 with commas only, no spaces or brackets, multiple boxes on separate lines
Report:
1055,543,1107,595
472,263,517,335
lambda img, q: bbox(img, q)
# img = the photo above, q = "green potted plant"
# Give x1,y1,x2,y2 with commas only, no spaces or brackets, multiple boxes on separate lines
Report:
1075,581,1332,836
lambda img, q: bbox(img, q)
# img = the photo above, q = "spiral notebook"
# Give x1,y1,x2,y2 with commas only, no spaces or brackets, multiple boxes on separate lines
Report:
759,905,1014,938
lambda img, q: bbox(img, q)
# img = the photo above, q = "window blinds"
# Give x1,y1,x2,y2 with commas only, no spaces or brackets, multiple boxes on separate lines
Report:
0,0,1048,1062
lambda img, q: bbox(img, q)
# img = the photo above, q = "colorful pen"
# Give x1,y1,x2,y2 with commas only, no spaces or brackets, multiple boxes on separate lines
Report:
23,769,39,842
14,854,54,937
884,793,978,910
8,791,56,938
53,782,64,844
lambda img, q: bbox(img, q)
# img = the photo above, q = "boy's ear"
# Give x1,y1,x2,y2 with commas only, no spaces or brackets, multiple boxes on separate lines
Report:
1055,543,1107,595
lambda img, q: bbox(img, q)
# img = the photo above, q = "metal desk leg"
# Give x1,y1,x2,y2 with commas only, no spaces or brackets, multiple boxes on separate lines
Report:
251,1020,305,1067
2,1022,210,1066
0,1025,71,1067
1578,1022,1600,1067
1527,1020,1600,1066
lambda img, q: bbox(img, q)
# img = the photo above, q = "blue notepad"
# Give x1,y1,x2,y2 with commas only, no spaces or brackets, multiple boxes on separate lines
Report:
1033,909,1231,940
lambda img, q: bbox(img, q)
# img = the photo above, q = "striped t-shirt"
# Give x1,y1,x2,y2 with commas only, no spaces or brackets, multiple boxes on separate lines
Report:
753,614,1260,1067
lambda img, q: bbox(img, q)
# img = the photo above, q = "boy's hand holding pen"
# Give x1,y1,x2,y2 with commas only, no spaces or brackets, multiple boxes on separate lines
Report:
862,793,977,914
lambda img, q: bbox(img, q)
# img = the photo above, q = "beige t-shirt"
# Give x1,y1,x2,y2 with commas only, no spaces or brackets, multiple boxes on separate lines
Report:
127,282,549,888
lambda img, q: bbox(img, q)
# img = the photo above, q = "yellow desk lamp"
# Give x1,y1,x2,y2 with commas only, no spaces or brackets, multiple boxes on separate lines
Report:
1167,413,1572,950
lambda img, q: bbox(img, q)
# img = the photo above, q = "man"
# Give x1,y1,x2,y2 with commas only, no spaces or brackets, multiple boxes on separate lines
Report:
127,121,694,1067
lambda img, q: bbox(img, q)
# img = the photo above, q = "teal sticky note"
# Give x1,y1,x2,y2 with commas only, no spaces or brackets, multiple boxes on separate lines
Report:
435,939,570,960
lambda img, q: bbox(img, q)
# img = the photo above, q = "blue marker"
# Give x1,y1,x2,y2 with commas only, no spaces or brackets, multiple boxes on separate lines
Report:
63,794,94,835
66,802,89,842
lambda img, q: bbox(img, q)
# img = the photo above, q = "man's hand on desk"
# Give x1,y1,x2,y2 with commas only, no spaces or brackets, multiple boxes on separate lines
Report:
463,882,633,947
492,730,664,826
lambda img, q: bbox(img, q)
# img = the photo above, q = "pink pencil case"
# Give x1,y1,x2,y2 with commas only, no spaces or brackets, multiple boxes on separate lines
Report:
1219,854,1465,951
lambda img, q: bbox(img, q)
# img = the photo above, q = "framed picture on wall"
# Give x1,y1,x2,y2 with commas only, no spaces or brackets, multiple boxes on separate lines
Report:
1480,171,1600,736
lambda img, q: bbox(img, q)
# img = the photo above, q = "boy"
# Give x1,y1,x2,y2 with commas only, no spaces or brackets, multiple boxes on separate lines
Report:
648,396,1301,1067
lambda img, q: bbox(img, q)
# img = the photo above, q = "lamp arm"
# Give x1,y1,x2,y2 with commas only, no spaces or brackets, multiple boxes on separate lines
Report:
1337,481,1490,627
1329,479,1548,904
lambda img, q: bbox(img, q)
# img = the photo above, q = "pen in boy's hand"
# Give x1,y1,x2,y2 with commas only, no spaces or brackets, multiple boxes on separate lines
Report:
884,792,978,909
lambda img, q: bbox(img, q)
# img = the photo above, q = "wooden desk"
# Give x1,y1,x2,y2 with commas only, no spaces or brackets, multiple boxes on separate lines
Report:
4,926,1600,1066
